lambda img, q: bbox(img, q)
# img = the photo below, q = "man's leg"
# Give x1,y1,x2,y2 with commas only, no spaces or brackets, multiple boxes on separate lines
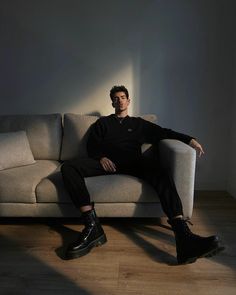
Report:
61,158,108,259
139,156,224,264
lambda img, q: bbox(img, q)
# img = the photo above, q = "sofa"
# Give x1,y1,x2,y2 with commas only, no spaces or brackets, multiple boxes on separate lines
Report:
0,113,196,218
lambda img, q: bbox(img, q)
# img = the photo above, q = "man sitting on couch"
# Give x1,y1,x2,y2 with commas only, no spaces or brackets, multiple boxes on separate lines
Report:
61,85,223,264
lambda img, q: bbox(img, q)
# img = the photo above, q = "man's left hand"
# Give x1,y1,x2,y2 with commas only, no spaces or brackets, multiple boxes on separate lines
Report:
189,139,205,157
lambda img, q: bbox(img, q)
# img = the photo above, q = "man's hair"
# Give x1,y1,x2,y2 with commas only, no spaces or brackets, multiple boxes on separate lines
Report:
110,85,129,100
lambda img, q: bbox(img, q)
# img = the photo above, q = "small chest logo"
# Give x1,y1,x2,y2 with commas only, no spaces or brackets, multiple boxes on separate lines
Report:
128,128,133,132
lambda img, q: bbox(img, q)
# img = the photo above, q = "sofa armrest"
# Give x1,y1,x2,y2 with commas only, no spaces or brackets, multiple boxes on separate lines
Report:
158,139,196,218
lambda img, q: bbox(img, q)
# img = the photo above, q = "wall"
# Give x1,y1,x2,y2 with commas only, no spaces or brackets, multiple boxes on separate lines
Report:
131,0,235,190
227,20,236,198
228,97,236,198
0,0,235,190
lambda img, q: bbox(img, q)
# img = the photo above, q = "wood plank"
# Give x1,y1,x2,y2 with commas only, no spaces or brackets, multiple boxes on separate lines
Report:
0,191,236,295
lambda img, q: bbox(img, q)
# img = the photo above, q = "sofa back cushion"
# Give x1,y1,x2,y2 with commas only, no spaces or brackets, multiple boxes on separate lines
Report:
61,114,98,161
0,131,36,171
0,114,62,160
61,113,157,161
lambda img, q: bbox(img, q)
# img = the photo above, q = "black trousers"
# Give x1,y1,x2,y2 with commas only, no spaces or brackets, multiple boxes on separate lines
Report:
61,157,184,219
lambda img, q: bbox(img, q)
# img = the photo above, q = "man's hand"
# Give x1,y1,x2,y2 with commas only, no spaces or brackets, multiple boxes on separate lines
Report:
100,157,117,172
189,139,205,157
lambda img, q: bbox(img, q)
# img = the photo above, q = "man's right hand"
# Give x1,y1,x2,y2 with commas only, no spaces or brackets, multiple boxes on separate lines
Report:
100,157,116,172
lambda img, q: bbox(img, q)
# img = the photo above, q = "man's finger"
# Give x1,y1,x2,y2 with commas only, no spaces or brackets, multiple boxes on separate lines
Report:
198,147,204,157
102,162,108,171
107,159,116,171
103,161,110,171
108,162,116,172
106,162,113,171
104,160,116,172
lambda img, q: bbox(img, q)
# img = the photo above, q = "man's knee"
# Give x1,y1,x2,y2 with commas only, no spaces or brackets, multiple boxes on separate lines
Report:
61,160,76,176
61,159,88,179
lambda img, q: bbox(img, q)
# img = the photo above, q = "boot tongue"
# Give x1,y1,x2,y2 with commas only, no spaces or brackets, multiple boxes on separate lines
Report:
82,209,96,225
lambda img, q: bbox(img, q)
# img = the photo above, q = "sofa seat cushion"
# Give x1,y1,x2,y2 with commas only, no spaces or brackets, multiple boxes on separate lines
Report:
36,171,159,203
0,160,59,203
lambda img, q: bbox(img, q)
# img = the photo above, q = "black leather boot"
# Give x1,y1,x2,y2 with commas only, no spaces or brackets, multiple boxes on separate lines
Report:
168,218,224,264
66,204,107,259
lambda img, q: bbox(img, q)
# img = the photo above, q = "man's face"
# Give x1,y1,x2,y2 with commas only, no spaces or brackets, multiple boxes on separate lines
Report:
112,91,130,112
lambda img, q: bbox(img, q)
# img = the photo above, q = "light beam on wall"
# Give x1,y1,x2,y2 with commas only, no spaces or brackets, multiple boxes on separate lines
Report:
62,63,135,116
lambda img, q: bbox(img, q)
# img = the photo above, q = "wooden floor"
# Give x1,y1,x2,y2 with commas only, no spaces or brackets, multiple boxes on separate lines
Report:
0,191,236,295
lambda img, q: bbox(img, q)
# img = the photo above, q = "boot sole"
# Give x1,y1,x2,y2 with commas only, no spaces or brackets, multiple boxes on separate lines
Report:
66,233,107,260
177,245,225,265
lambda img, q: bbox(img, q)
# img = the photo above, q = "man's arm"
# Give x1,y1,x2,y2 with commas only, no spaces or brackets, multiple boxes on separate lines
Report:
87,119,116,172
141,118,204,156
87,119,106,160
142,119,193,144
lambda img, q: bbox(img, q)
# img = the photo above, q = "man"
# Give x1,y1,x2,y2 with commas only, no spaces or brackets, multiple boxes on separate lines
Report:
61,85,223,264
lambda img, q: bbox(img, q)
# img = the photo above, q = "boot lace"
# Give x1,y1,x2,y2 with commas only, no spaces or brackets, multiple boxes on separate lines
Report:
184,217,193,226
182,218,202,239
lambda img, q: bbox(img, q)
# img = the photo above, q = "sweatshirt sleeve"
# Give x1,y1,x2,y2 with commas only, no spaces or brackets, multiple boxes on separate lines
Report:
87,118,106,160
141,118,194,145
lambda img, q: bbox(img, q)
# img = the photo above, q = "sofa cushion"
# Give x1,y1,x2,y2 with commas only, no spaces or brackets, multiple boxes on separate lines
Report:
0,160,59,203
0,114,62,160
61,113,157,161
61,114,98,161
0,131,36,171
36,171,159,203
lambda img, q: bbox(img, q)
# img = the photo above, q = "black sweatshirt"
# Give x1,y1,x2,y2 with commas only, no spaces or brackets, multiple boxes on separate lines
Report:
87,114,194,165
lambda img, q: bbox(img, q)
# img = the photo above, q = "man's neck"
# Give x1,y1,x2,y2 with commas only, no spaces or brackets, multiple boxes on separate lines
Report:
115,110,128,118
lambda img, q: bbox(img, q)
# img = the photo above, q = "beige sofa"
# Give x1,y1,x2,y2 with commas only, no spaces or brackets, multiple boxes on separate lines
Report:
0,113,196,218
